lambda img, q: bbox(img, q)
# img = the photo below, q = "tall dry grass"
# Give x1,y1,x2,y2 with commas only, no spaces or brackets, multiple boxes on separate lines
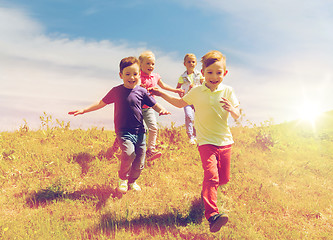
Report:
0,112,332,239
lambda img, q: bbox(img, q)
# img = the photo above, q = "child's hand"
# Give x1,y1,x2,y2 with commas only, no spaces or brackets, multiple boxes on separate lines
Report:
220,97,235,113
68,110,84,116
148,87,162,96
159,108,171,116
175,88,185,97
176,88,185,94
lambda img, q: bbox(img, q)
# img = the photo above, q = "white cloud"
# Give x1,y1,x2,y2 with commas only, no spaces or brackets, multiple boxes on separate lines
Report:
178,0,333,54
178,0,333,123
1,1,332,132
0,6,44,39
0,5,184,131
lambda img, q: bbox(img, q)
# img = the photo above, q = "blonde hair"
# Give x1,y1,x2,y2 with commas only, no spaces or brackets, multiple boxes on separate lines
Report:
201,50,226,71
184,53,197,63
139,50,155,63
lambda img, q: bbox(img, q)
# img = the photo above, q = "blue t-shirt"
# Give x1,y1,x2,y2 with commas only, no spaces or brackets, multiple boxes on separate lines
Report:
102,84,156,134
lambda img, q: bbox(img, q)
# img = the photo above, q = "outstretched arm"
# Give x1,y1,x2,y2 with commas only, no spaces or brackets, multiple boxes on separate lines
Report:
152,103,171,116
68,100,107,116
149,87,188,108
158,79,184,95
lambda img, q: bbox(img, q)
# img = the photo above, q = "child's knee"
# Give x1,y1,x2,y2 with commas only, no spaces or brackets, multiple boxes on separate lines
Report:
121,151,136,161
204,174,219,186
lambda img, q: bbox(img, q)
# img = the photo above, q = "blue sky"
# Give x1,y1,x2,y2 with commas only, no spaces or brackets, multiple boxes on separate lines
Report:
1,0,333,131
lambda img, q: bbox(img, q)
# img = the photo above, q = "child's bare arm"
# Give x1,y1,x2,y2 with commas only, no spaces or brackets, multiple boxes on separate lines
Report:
149,87,188,108
68,100,107,116
152,103,171,116
176,82,184,97
220,97,240,120
158,79,184,95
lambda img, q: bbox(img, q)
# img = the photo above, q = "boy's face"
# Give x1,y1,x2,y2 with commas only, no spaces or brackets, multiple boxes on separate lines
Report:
202,60,226,91
140,56,155,75
184,56,197,72
120,63,140,89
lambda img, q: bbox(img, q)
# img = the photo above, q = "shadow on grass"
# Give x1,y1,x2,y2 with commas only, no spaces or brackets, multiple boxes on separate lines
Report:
24,148,161,210
25,185,120,210
25,151,123,209
70,152,95,176
70,151,118,176
88,198,206,239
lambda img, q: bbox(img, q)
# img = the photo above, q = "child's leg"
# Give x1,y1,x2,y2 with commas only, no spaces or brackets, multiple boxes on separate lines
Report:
116,132,137,180
198,144,220,221
142,108,158,151
128,133,146,183
184,105,196,140
217,145,232,185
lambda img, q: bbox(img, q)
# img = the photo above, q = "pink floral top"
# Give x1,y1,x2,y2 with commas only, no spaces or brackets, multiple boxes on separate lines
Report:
140,70,161,108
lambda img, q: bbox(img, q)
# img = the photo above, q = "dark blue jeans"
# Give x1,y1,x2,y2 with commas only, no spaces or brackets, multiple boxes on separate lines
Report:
116,131,146,183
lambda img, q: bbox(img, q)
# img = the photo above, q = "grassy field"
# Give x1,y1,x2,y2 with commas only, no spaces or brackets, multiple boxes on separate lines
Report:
0,112,332,239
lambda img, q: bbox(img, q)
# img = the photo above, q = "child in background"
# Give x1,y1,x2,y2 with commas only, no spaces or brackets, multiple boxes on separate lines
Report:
176,53,204,145
149,50,240,232
69,57,170,194
139,51,184,161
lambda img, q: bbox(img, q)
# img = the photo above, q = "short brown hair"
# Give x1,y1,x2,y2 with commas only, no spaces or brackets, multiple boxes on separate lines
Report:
201,50,226,71
119,56,139,73
184,53,197,63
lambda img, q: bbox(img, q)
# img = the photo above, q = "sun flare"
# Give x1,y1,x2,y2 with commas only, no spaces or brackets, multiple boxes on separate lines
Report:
298,101,323,123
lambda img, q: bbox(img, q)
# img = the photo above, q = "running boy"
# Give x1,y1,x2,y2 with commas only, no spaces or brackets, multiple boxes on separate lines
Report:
139,51,184,161
176,53,204,145
69,56,170,194
149,50,240,232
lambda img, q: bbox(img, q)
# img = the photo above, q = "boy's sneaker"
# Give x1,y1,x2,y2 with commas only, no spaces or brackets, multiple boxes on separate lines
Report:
117,179,128,194
128,181,141,191
146,149,162,161
209,213,229,232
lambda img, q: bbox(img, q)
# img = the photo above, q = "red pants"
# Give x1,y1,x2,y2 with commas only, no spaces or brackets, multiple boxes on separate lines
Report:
198,144,232,220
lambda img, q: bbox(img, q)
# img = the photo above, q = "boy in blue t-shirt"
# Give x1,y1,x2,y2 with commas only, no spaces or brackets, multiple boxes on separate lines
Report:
69,56,170,193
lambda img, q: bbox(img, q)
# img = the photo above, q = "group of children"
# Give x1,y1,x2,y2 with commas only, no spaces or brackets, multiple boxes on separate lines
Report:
69,50,240,233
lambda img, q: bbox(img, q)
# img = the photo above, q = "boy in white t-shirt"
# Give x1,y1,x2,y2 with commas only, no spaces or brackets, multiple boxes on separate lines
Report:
176,53,204,144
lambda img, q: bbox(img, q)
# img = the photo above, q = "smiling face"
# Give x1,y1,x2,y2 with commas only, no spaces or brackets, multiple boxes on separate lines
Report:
140,56,155,75
202,60,225,91
119,63,140,89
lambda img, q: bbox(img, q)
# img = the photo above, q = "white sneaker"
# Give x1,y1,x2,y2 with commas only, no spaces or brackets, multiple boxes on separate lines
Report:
189,138,197,145
117,179,128,193
128,181,141,191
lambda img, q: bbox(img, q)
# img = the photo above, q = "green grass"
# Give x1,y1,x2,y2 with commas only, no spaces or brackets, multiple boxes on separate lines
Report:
0,112,332,239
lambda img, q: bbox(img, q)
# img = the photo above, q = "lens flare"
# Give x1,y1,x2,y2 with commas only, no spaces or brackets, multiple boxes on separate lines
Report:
298,101,322,122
